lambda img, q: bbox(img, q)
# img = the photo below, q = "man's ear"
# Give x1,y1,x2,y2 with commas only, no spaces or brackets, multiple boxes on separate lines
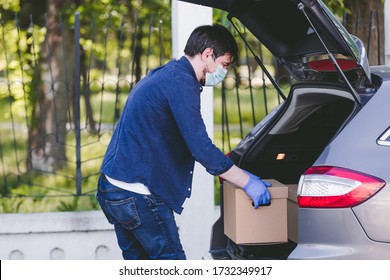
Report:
201,48,214,60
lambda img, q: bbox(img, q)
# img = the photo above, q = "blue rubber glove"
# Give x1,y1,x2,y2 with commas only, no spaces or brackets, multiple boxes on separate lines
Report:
243,170,272,188
243,175,272,209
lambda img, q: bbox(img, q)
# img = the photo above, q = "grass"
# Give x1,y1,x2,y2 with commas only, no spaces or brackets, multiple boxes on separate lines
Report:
0,92,112,212
0,125,103,212
213,86,282,125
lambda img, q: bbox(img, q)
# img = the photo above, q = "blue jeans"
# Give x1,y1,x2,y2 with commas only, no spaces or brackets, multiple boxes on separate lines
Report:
96,174,186,260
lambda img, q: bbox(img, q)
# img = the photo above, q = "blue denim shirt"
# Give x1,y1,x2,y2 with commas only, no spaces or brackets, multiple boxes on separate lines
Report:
100,56,233,214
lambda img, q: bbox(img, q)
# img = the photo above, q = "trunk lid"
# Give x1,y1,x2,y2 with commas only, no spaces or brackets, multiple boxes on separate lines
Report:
179,0,371,90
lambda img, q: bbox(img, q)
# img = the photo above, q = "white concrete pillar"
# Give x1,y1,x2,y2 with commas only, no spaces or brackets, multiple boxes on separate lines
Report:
171,1,216,260
385,0,390,65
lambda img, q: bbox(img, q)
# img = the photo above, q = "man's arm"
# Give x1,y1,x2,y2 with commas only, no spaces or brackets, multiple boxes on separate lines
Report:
218,164,250,187
219,165,272,208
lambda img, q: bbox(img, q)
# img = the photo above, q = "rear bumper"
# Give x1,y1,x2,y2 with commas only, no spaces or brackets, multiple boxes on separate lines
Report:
289,242,390,260
289,208,390,259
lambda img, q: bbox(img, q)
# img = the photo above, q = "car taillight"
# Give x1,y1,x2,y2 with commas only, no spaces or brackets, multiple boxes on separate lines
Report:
307,59,358,71
298,166,385,208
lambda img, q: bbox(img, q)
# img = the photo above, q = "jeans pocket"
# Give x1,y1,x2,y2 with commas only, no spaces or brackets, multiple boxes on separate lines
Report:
105,197,141,230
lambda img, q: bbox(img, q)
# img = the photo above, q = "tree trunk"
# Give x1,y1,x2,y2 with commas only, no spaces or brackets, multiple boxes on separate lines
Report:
28,0,75,171
343,0,384,66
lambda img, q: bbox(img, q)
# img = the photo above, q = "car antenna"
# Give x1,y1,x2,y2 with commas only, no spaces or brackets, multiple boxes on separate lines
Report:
227,14,287,101
297,3,362,106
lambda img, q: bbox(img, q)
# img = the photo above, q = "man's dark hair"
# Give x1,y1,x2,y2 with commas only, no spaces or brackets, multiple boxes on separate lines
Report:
184,24,238,63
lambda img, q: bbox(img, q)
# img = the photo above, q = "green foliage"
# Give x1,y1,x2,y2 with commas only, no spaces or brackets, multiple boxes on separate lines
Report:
0,0,20,13
0,195,100,213
0,18,45,122
57,196,80,211
0,196,24,213
0,0,172,115
322,0,348,16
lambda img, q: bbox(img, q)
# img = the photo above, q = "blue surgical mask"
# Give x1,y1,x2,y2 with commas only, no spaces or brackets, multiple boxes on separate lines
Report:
205,64,228,87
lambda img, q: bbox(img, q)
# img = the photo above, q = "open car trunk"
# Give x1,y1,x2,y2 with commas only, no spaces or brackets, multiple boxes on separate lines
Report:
240,82,356,185
219,83,356,260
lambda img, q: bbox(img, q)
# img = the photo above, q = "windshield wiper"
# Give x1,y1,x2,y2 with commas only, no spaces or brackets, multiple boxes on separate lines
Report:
227,14,287,101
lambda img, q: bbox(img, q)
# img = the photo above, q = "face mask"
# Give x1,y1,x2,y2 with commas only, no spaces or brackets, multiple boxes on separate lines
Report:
205,64,228,87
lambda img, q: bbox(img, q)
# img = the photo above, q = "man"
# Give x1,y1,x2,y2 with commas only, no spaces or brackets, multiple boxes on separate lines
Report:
96,24,271,260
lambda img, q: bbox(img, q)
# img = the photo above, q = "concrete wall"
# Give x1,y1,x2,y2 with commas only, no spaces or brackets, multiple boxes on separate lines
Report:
0,208,219,260
0,211,122,260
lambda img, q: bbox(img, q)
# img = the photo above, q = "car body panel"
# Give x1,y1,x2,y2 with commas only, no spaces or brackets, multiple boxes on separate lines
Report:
311,75,390,243
289,208,390,259
314,70,390,180
352,189,390,243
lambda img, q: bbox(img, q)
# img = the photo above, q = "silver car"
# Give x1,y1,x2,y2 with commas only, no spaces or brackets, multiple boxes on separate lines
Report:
180,0,390,259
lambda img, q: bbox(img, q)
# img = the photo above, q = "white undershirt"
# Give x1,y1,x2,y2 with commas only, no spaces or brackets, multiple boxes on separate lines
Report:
105,175,151,195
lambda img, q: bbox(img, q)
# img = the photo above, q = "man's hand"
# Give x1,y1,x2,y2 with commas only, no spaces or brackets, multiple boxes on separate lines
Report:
243,174,272,208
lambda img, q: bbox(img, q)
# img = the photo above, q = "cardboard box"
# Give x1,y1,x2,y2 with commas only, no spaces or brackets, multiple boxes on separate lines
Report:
287,184,298,243
223,179,289,244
